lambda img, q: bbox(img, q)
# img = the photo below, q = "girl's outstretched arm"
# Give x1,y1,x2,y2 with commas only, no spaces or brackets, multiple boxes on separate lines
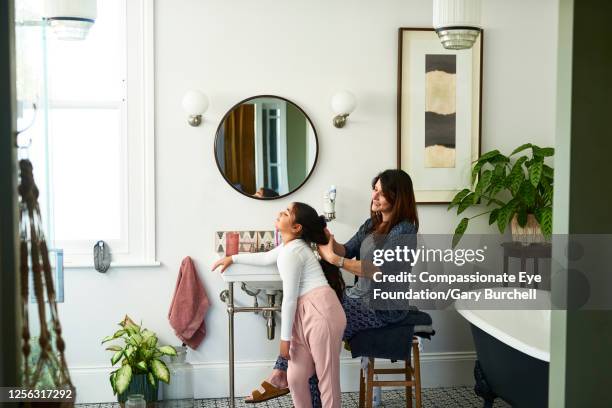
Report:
232,244,282,266
211,244,282,272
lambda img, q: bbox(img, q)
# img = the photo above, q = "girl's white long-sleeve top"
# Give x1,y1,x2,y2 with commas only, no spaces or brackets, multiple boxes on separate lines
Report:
231,239,329,341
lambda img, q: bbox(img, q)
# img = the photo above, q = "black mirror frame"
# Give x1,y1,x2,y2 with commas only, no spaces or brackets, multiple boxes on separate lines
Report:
213,94,319,200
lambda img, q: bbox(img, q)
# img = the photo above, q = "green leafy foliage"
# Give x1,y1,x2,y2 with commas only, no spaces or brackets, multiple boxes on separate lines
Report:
473,170,492,201
114,364,132,395
449,144,554,247
110,370,117,395
150,359,170,384
158,345,178,356
529,159,544,187
448,188,471,210
488,208,500,225
452,218,469,248
511,143,532,155
111,350,123,365
457,193,476,214
147,372,156,388
101,315,177,395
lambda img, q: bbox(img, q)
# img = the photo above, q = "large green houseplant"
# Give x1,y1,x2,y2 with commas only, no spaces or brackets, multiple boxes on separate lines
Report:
102,315,177,403
448,143,554,247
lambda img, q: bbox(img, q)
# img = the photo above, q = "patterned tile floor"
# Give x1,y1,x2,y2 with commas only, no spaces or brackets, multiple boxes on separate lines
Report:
76,387,511,407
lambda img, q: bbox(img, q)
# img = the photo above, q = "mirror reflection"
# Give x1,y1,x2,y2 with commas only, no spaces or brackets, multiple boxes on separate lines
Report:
215,96,318,199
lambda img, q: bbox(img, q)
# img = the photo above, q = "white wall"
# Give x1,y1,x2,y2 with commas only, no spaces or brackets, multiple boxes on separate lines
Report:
56,0,559,402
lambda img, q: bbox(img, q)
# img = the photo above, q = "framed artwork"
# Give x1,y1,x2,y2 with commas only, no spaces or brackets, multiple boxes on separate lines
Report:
397,28,483,203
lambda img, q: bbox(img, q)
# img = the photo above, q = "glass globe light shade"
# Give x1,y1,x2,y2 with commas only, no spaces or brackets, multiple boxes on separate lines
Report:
182,90,209,115
331,91,357,115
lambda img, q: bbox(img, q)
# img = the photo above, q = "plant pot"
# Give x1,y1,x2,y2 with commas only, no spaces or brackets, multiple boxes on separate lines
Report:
117,374,159,405
510,214,545,244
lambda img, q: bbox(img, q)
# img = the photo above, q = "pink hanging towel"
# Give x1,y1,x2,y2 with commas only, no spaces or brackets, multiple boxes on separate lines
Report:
168,256,210,349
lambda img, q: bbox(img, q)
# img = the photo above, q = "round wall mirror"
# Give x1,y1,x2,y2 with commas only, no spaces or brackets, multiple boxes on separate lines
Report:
214,95,318,199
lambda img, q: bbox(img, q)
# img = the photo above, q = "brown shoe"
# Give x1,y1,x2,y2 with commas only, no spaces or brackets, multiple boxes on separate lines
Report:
245,381,290,404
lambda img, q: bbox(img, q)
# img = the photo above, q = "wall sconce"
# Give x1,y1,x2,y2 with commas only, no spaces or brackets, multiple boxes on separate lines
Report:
433,0,482,50
44,0,97,41
331,91,357,128
182,90,209,127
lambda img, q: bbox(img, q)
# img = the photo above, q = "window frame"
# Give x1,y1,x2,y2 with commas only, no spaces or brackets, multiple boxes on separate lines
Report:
48,0,157,268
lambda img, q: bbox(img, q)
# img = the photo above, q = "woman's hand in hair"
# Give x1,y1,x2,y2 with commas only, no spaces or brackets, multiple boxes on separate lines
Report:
318,235,340,266
280,340,291,360
211,256,233,273
324,227,347,257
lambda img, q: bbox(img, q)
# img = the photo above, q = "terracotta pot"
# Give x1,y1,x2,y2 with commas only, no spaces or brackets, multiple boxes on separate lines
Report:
510,214,545,244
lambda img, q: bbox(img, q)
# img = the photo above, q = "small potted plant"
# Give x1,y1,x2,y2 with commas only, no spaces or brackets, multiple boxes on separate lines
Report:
102,315,177,405
448,143,554,247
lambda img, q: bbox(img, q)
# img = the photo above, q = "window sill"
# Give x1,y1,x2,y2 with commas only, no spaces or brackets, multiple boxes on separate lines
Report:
64,260,161,269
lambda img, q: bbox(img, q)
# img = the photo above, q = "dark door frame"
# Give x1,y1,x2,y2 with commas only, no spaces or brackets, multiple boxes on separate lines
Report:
0,0,21,394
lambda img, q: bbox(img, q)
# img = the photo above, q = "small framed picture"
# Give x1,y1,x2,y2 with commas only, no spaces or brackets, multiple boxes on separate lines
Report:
397,28,483,203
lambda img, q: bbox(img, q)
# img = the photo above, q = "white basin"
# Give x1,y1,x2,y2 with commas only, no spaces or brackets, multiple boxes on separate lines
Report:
221,263,282,291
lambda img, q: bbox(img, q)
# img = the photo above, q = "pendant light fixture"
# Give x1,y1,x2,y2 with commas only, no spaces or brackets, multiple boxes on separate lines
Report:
433,0,482,50
44,0,97,41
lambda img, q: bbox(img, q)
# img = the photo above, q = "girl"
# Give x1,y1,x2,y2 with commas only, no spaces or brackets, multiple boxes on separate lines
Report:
212,202,346,408
244,169,420,406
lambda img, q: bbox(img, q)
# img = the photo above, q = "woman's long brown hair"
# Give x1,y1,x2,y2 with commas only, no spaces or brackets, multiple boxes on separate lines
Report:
370,169,419,234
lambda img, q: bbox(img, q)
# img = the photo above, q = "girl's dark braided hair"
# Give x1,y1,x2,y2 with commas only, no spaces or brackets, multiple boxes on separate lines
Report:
292,202,345,301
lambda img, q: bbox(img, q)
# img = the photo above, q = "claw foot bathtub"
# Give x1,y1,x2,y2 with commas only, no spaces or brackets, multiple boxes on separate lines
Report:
455,288,551,408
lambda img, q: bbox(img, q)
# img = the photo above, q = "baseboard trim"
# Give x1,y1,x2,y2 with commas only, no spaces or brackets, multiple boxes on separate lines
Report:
70,351,477,403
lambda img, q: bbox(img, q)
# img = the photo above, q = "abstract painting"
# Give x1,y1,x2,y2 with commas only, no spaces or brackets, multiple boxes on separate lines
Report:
425,54,456,168
398,28,482,203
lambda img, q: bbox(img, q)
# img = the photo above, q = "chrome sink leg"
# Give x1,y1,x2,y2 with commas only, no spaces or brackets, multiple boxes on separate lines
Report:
222,283,281,406
228,282,235,407
265,293,276,340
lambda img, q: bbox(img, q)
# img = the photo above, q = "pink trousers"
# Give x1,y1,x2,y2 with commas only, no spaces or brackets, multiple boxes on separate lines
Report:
287,286,347,408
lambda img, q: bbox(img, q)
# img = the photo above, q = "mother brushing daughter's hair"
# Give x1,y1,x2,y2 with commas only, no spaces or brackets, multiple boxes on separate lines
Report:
212,202,346,408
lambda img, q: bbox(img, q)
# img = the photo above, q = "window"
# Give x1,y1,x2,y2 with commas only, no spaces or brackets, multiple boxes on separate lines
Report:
16,0,156,267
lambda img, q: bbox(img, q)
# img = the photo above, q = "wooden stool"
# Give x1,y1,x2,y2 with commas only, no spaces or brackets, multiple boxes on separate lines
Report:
358,337,421,408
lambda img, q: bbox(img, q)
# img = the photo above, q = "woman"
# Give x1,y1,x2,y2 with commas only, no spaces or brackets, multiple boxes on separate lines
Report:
212,202,347,408
245,169,419,405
